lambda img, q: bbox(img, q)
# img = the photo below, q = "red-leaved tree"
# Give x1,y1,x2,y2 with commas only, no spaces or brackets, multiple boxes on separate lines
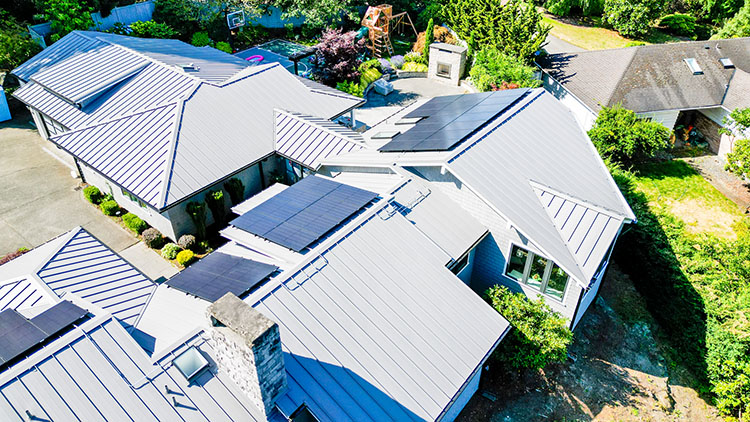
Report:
310,28,365,87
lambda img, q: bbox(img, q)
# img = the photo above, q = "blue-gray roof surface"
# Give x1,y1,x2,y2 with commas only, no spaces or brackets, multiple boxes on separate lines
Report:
0,315,265,421
275,110,364,169
35,228,156,327
14,32,363,209
247,199,508,421
446,89,634,283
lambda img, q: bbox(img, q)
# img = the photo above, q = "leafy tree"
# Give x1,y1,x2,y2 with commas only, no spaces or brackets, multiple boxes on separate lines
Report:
128,20,178,38
204,189,226,227
152,0,201,41
45,0,94,42
469,48,542,92
723,107,750,178
659,13,697,36
0,10,42,71
545,0,604,16
309,27,365,86
588,105,671,165
444,0,550,62
714,0,750,38
603,0,665,38
423,18,434,64
485,286,573,370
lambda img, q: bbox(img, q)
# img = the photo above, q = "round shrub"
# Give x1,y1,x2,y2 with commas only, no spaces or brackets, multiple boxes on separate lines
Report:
411,25,455,54
402,62,428,72
404,51,422,63
659,13,696,37
99,199,120,216
389,55,404,69
142,228,165,249
177,234,196,250
122,213,148,234
176,249,195,266
191,31,213,47
161,243,181,260
215,41,231,53
83,185,103,204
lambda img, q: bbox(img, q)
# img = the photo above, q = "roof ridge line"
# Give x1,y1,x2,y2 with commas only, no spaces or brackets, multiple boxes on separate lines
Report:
158,95,191,209
606,47,640,107
33,227,84,276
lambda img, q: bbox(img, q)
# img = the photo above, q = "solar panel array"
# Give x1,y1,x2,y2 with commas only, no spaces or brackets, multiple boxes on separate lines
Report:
0,301,87,366
378,89,530,152
166,252,278,302
230,175,378,252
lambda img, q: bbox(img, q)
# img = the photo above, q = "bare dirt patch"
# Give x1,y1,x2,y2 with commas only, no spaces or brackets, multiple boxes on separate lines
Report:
456,264,721,422
667,198,740,239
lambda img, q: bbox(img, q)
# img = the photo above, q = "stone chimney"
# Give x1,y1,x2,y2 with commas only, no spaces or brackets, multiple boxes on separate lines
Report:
206,293,287,416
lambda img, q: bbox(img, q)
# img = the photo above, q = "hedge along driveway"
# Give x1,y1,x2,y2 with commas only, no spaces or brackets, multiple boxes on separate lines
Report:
0,115,137,255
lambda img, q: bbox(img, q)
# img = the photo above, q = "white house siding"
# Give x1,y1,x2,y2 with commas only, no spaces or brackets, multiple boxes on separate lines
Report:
79,160,176,237
636,109,680,130
542,73,597,131
441,365,482,422
572,268,604,329
412,166,584,321
28,108,48,140
455,249,476,285
81,157,277,241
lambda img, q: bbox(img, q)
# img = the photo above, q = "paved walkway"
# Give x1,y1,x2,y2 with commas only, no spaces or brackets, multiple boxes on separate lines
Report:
119,242,179,282
357,77,470,127
0,112,178,281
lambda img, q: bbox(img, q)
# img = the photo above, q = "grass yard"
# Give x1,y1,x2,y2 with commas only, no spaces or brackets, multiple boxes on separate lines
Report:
543,15,683,50
632,160,745,238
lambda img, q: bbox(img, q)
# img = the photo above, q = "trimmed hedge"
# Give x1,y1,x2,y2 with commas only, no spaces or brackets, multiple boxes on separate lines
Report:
83,186,103,204
176,249,195,266
100,199,120,216
122,213,148,234
161,243,181,260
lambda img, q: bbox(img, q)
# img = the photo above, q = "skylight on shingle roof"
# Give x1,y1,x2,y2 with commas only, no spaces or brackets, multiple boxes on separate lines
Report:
684,58,703,75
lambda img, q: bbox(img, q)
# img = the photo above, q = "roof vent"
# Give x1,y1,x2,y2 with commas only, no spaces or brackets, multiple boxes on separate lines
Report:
720,57,735,68
172,346,209,380
703,44,711,49
684,58,703,75
179,63,200,71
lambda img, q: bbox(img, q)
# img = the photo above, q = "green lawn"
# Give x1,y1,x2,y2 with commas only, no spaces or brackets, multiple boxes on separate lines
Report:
632,160,744,238
543,16,682,51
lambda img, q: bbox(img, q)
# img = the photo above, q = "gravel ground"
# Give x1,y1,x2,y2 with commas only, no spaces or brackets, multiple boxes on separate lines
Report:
681,155,750,213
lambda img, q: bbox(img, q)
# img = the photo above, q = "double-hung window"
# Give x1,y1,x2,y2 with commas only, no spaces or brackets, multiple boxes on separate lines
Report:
505,244,569,301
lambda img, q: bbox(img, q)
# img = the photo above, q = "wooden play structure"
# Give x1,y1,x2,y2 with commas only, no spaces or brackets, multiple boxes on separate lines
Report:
360,4,417,58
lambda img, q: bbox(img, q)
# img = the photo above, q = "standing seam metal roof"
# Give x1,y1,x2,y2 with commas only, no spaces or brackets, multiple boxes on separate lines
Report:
247,199,508,421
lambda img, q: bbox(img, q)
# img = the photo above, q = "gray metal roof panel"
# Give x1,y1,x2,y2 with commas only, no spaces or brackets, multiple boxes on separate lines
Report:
448,89,633,283
275,110,364,169
0,316,264,421
251,207,507,421
36,228,156,327
11,32,103,81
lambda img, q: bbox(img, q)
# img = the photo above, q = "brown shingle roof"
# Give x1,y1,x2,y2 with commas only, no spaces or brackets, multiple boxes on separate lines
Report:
538,37,750,113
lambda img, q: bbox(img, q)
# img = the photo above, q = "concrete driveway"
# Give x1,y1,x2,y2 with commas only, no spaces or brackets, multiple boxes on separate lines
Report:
0,113,137,255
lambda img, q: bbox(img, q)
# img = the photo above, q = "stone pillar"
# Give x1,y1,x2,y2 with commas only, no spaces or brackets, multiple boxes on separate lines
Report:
206,293,287,417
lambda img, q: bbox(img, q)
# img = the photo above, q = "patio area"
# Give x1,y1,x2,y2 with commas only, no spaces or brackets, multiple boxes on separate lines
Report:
356,77,471,128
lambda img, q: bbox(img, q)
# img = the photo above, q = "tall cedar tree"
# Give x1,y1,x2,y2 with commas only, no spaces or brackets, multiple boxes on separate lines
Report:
443,0,550,62
423,18,434,63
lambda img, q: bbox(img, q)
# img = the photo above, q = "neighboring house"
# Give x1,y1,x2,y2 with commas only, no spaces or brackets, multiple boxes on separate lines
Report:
537,37,750,156
320,88,635,329
11,31,363,240
0,175,508,421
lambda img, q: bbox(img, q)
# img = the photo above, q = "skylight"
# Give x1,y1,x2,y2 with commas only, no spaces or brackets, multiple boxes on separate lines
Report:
371,130,401,139
684,58,703,75
719,57,735,68
173,346,209,380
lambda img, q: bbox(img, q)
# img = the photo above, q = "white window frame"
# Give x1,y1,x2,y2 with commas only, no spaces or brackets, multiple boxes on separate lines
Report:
503,243,569,302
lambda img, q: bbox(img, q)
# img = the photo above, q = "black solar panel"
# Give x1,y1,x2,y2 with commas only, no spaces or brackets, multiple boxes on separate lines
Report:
31,300,88,336
230,175,378,252
0,301,87,365
166,252,278,302
379,89,530,152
